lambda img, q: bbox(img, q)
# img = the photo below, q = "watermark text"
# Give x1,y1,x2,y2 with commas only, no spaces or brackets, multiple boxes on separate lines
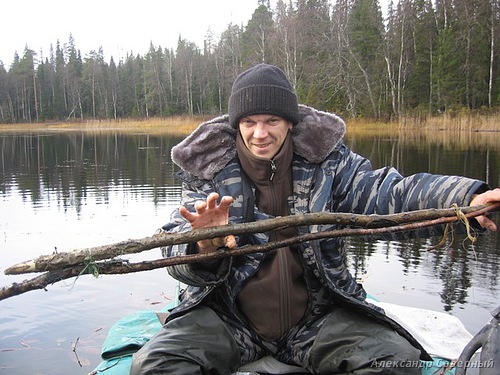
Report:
370,359,495,370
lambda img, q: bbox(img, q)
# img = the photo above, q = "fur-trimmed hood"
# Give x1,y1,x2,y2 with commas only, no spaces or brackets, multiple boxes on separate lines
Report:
171,105,346,180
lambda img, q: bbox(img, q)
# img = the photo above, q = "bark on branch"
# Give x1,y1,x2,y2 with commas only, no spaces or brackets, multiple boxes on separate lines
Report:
5,204,496,276
0,203,498,301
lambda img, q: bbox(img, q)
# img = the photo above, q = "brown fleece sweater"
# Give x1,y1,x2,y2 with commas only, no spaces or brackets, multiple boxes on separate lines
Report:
236,132,308,340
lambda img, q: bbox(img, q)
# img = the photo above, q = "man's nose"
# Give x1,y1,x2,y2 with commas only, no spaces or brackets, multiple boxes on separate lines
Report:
253,122,268,138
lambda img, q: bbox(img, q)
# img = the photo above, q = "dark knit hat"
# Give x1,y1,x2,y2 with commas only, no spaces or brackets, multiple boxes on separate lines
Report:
228,64,299,128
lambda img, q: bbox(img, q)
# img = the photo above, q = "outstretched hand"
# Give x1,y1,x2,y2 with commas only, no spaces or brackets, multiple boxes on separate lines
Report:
179,192,237,253
470,188,500,231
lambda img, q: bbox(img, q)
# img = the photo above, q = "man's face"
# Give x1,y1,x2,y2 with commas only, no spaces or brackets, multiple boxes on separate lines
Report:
238,114,292,159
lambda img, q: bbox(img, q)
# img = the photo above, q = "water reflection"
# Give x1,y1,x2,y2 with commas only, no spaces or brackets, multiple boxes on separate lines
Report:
345,129,499,186
1,131,186,374
344,129,499,323
0,129,499,374
1,133,183,211
346,230,499,319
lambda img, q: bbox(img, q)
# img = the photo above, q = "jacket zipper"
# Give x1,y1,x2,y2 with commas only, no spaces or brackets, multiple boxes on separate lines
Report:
279,249,291,334
269,158,291,333
269,159,276,181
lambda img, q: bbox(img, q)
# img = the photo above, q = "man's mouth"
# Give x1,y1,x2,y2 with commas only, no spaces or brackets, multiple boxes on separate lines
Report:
253,142,271,149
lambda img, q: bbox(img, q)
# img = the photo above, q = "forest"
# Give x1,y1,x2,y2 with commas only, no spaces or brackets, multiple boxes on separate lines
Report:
0,0,499,124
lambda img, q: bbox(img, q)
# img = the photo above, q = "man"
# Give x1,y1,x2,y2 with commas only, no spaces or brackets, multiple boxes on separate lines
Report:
131,64,500,374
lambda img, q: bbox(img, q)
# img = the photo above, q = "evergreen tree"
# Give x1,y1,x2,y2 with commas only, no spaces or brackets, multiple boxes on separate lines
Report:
241,2,275,66
66,34,83,120
404,0,437,113
347,0,386,117
0,0,499,123
0,63,11,122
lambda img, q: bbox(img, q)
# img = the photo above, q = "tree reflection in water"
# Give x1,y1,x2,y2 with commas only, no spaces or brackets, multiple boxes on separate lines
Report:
0,128,498,373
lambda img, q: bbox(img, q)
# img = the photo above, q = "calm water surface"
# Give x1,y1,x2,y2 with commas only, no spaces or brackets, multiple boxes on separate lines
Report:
0,128,499,374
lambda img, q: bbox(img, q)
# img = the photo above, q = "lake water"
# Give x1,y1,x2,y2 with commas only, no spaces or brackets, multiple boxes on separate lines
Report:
0,127,499,374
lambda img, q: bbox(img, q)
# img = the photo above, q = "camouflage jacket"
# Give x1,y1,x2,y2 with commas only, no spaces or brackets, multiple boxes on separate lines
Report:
162,105,486,353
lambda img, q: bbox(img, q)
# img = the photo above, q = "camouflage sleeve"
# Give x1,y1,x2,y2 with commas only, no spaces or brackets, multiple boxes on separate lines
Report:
333,145,487,214
333,146,488,237
161,180,232,287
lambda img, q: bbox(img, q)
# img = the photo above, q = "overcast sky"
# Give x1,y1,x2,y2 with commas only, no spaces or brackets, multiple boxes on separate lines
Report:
1,0,389,68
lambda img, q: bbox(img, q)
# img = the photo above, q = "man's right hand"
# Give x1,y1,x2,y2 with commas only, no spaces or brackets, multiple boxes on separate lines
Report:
179,192,237,253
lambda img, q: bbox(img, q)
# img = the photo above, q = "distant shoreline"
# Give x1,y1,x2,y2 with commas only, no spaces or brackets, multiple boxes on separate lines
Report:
0,116,205,135
1,112,499,134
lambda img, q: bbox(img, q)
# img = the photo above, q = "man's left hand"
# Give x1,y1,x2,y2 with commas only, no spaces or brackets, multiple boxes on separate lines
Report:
470,188,500,231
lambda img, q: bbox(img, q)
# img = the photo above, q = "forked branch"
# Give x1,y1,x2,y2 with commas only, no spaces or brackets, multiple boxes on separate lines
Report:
0,203,498,301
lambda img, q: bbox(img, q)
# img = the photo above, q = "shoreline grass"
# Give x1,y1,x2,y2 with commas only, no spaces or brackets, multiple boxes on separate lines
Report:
1,112,499,136
345,116,500,150
0,116,205,135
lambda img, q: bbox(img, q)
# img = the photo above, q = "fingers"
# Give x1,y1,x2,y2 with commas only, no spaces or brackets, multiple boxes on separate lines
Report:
224,235,237,249
179,195,237,249
189,193,223,216
179,206,196,222
181,193,221,222
194,200,207,214
206,193,233,210
219,195,234,209
197,237,223,252
206,192,219,210
187,193,233,218
179,193,236,253
470,188,500,231
476,216,497,232
470,188,500,206
197,235,236,253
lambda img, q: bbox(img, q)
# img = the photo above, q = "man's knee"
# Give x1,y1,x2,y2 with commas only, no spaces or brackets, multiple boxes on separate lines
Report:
130,306,241,375
309,307,422,374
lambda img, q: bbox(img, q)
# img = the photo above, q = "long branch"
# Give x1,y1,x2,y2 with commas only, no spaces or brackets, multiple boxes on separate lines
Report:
0,203,498,301
5,204,498,276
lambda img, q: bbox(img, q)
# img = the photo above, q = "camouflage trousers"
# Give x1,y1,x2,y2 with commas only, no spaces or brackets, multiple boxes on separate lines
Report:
130,305,422,375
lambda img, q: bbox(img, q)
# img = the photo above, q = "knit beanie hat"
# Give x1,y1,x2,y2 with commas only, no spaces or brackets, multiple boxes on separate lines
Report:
228,64,299,128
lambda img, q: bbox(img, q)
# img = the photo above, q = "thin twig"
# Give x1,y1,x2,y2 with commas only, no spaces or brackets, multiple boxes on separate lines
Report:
72,337,82,368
